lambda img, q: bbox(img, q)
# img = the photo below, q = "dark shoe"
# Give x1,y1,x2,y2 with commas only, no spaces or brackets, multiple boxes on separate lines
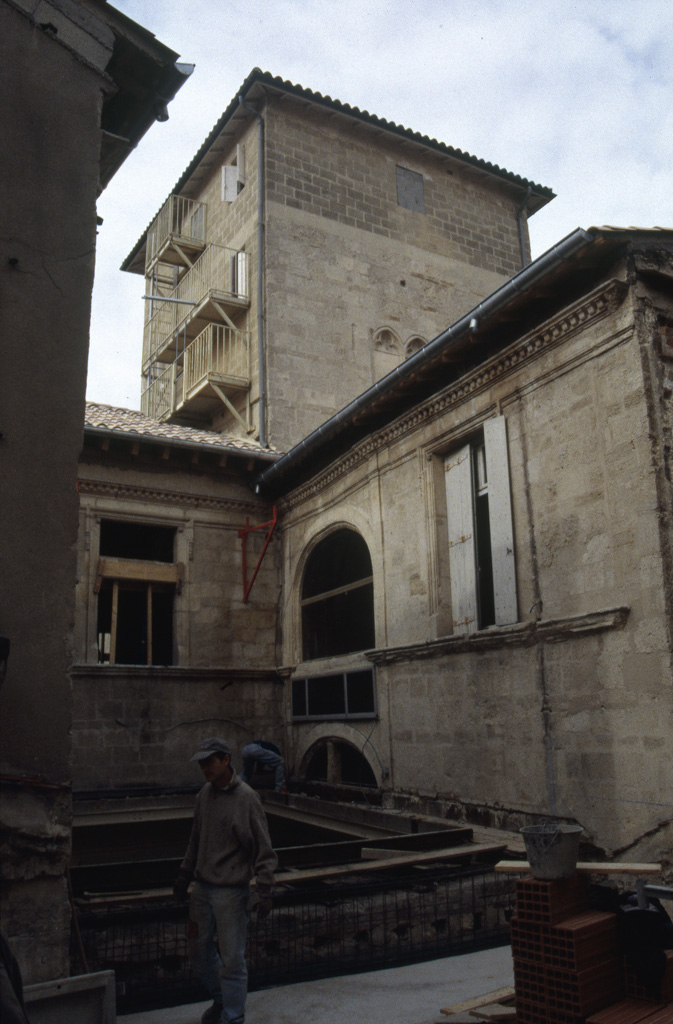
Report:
201,1002,223,1024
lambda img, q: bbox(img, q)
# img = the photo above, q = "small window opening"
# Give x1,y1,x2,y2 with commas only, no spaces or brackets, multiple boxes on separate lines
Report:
304,739,377,788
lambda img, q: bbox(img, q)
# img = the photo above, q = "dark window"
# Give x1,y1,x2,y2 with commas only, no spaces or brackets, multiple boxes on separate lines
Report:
97,520,176,665
100,520,175,562
301,528,374,659
304,739,377,788
291,668,376,721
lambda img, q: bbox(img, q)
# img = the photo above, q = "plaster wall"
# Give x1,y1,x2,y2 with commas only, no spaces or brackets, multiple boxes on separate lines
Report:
0,3,106,981
278,273,673,861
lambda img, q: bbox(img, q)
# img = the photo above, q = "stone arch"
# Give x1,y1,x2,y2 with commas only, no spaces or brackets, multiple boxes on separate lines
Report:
372,326,402,354
300,734,379,789
404,335,427,358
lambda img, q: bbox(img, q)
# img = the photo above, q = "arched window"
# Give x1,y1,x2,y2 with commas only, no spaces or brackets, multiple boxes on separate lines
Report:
405,335,426,358
301,528,374,660
304,739,378,788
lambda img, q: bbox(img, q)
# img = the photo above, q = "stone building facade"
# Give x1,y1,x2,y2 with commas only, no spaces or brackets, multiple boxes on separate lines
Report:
257,228,673,866
73,405,283,796
0,0,189,985
123,69,552,453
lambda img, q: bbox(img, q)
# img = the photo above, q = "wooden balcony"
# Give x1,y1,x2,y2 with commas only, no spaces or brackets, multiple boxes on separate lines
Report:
143,244,250,368
145,194,207,274
142,324,250,424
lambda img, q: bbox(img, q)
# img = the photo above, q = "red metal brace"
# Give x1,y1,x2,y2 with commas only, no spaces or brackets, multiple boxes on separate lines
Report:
238,506,277,603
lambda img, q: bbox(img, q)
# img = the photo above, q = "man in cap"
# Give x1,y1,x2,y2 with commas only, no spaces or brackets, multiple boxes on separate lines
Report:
173,737,277,1024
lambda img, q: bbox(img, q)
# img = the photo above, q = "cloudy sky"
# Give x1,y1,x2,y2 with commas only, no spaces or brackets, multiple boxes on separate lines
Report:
88,0,673,409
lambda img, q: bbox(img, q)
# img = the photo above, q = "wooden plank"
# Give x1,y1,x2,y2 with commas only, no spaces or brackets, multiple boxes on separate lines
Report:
77,844,508,908
440,986,515,1016
495,860,661,874
273,842,507,884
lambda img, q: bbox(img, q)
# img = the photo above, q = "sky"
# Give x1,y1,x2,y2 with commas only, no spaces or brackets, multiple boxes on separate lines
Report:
87,0,673,410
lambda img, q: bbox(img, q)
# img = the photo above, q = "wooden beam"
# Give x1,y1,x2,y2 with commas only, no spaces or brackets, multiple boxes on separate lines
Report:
273,842,507,885
440,987,515,1016
495,860,661,875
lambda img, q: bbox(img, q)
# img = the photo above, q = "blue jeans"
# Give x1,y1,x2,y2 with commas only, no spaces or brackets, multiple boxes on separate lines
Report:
188,881,250,1024
240,743,285,791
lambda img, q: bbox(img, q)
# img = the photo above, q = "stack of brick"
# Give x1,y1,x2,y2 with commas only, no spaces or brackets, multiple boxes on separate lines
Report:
511,875,623,1023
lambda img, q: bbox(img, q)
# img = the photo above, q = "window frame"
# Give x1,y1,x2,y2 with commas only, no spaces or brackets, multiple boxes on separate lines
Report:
94,556,182,666
443,416,517,633
291,668,377,722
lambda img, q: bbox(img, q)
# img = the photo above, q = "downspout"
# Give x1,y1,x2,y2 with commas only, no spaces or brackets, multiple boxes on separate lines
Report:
517,185,533,268
238,94,267,447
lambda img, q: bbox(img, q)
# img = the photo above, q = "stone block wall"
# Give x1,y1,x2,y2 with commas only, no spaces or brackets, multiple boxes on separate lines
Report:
277,267,673,860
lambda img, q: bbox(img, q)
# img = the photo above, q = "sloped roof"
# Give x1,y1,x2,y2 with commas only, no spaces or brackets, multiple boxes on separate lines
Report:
254,226,673,497
122,68,555,272
84,403,280,460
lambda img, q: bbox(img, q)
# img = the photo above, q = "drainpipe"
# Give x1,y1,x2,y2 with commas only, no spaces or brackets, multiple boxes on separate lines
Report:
517,185,533,268
238,94,267,447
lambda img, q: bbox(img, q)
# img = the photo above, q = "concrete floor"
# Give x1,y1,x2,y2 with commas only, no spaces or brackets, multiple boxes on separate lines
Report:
120,944,514,1024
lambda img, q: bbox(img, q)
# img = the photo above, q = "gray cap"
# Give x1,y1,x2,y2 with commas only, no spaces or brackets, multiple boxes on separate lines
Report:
190,737,231,762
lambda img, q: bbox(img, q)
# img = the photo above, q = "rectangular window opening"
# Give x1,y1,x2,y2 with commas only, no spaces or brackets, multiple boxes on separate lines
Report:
291,668,376,721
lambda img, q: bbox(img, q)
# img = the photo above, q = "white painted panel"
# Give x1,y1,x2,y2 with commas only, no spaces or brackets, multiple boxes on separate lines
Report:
222,164,238,202
444,444,478,633
484,416,518,625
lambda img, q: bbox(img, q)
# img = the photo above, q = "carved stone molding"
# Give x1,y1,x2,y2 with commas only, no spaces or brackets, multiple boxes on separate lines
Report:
69,664,283,682
281,279,628,511
365,606,630,665
77,477,263,515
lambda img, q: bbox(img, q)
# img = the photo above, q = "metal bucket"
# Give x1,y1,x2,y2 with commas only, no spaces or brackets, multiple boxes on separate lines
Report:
520,823,583,880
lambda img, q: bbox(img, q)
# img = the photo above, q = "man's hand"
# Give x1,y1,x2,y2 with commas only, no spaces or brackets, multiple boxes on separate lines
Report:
172,871,192,902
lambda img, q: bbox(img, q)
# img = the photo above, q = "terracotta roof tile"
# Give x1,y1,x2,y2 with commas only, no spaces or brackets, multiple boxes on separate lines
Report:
84,403,281,459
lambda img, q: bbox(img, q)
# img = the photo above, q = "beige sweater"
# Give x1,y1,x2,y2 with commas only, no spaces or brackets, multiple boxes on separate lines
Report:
181,774,277,894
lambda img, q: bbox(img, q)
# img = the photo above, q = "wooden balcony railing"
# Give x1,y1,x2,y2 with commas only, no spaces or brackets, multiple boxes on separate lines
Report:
141,325,249,421
143,245,249,366
184,324,249,396
145,194,206,273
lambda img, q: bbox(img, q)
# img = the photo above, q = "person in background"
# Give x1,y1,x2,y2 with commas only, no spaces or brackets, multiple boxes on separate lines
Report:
239,740,286,793
173,737,277,1024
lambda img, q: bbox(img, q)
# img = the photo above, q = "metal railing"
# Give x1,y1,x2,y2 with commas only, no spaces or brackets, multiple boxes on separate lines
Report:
145,195,207,272
141,363,183,421
143,245,249,365
73,865,520,1013
183,324,249,396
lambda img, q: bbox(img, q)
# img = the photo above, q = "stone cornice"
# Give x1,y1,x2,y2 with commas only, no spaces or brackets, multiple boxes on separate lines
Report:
365,606,630,665
280,279,628,511
77,477,263,515
70,664,283,682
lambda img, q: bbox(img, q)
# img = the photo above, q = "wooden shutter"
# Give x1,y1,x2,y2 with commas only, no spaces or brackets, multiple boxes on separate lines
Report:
444,444,478,633
222,164,238,202
483,416,518,625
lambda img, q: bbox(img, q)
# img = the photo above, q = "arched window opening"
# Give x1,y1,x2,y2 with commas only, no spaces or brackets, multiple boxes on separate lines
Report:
405,336,426,358
304,739,377,789
301,528,374,660
372,327,400,354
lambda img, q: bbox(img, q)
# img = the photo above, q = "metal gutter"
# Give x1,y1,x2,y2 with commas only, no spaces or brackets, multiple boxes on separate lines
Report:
254,227,596,495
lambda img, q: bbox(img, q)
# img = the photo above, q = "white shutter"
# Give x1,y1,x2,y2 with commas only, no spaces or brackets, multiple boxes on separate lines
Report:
222,165,238,202
444,445,478,633
236,144,245,186
483,416,518,625
236,250,247,297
